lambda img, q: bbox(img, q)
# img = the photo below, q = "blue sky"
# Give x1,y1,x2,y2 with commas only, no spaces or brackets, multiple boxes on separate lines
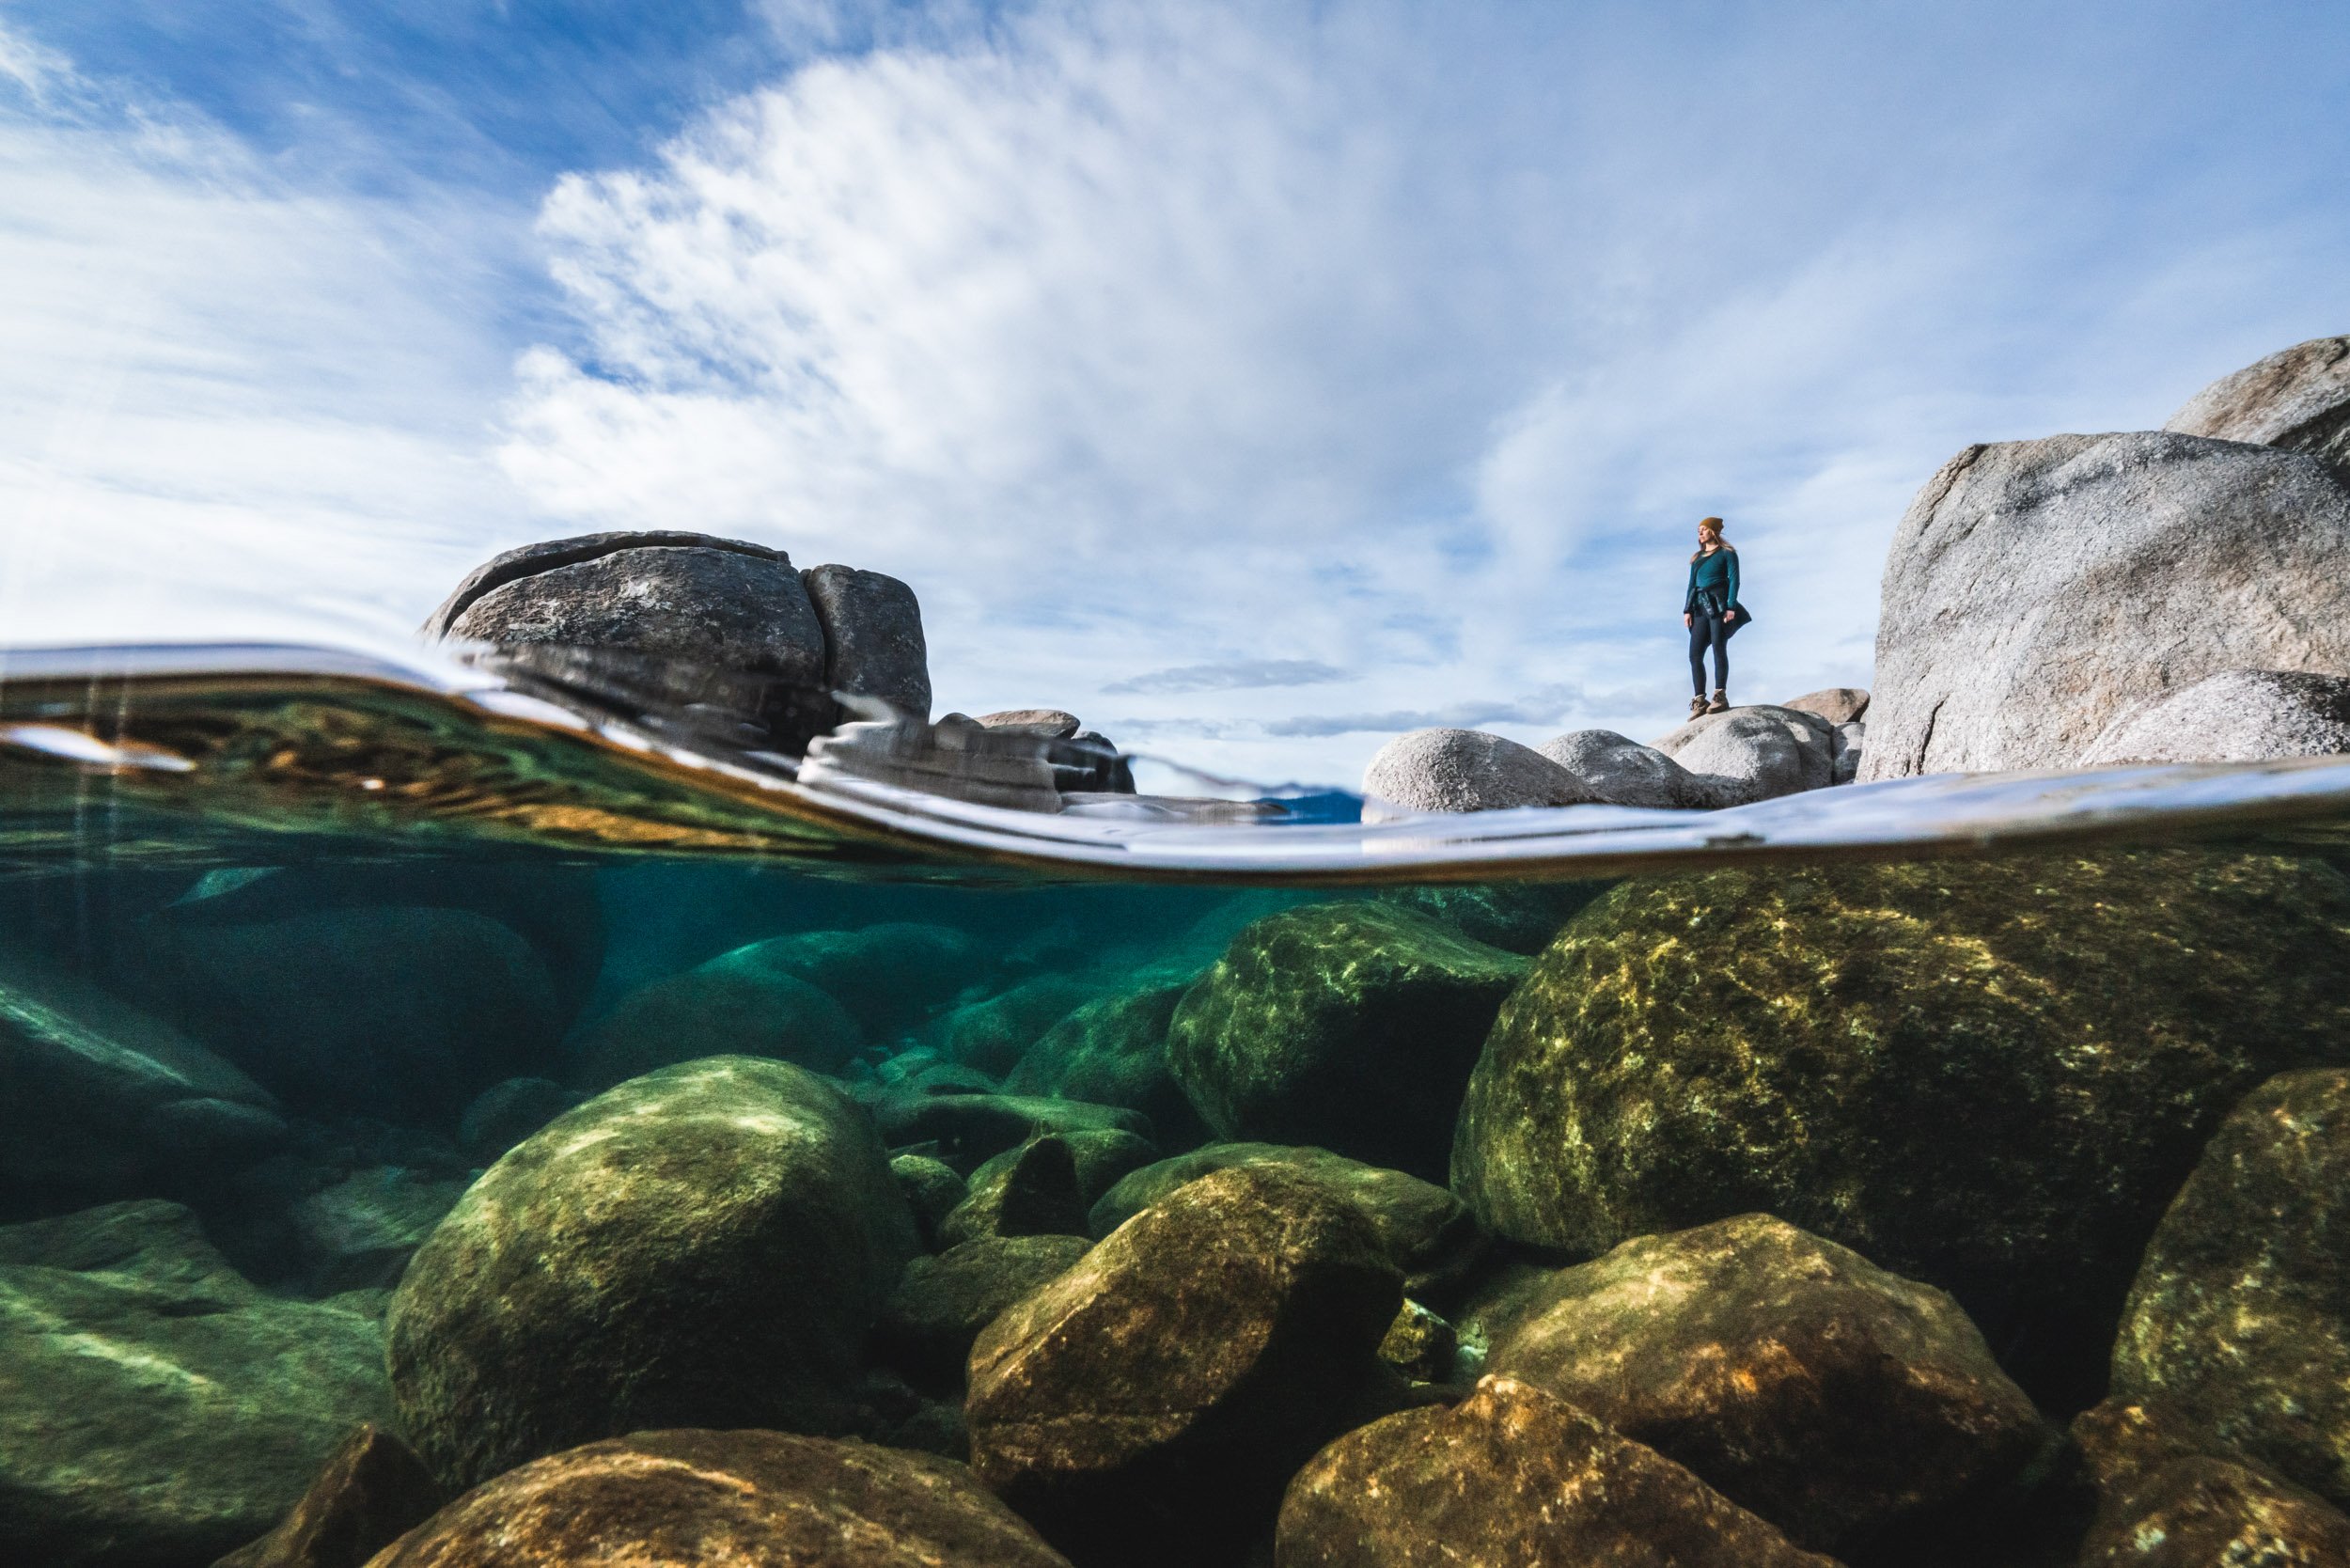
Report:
2,0,2345,786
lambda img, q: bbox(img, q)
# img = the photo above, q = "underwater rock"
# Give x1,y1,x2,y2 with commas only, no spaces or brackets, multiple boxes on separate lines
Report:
1450,852,2350,1399
1468,1213,2044,1554
1004,982,1204,1146
720,922,989,1038
891,1152,968,1246
144,905,561,1123
1372,881,1608,955
801,562,932,724
385,1057,917,1491
1089,1142,1485,1301
0,1200,392,1568
943,973,1104,1076
1360,727,1599,813
2078,1455,2350,1568
0,951,285,1200
2081,668,2350,765
1376,1300,1458,1384
363,1429,1073,1568
975,1126,1158,1214
864,1090,1152,1172
1648,703,1837,805
937,1136,1090,1247
2164,334,2350,469
2110,1067,2350,1507
213,1423,441,1568
568,956,861,1086
1780,686,1872,724
1861,431,2350,779
290,1166,469,1295
1275,1375,1837,1568
1535,728,1703,808
967,1164,1402,1568
1167,902,1528,1180
453,1077,582,1163
877,1235,1093,1387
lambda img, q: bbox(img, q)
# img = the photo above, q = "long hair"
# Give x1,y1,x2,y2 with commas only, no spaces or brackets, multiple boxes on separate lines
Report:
1690,516,1728,563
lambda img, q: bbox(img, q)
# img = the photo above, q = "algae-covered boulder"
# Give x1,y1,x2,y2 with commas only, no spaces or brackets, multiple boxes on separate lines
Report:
385,1057,917,1491
568,958,860,1086
1168,904,1528,1179
863,1090,1152,1171
1371,880,1608,955
937,1136,1089,1247
731,922,990,1037
967,1164,1402,1567
1470,1214,2044,1553
1089,1142,1485,1300
1275,1375,1838,1568
1451,852,2350,1392
878,1235,1093,1387
1004,983,1203,1146
0,1201,392,1568
364,1428,1072,1568
2110,1068,2350,1507
2080,1455,2350,1568
214,1423,440,1568
943,974,1104,1076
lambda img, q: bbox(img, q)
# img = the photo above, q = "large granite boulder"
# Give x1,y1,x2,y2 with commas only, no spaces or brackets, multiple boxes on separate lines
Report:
1781,686,1871,724
1860,432,2350,779
1167,903,1528,1180
2111,1068,2350,1507
0,952,284,1201
877,1235,1092,1387
0,1201,392,1568
1360,728,1598,814
1468,1214,2044,1554
2082,667,2350,765
1451,851,2350,1399
363,1429,1073,1568
1003,983,1201,1145
1535,729,1700,808
1089,1143,1486,1301
1275,1375,1837,1568
942,974,1104,1076
385,1057,917,1490
568,959,861,1086
2165,335,2350,468
1647,704,1836,805
214,1423,441,1568
966,1164,1402,1567
801,562,932,723
143,904,562,1122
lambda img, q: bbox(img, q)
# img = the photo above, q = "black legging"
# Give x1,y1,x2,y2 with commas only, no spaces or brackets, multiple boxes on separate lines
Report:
1688,611,1729,696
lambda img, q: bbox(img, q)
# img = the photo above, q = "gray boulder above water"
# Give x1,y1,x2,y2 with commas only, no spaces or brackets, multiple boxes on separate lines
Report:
1535,729,1698,808
1361,728,1599,813
2165,334,2350,468
1648,703,1837,806
2082,667,2350,766
1860,431,2350,780
802,562,932,722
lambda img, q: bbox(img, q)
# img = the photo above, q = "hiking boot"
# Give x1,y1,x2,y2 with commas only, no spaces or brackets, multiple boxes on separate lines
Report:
1688,695,1708,719
1706,690,1730,714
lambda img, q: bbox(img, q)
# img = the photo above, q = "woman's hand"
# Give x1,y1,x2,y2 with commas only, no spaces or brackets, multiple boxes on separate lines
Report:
1683,613,1692,629
1723,609,1737,624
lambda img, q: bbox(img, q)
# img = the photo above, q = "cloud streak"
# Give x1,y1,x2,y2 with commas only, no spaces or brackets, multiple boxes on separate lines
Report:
1104,659,1352,696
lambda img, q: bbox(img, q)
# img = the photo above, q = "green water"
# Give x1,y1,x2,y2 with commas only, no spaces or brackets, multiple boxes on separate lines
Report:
8,651,2350,1566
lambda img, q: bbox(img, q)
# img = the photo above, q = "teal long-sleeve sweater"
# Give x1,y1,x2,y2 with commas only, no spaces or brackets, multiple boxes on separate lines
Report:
1684,547,1740,616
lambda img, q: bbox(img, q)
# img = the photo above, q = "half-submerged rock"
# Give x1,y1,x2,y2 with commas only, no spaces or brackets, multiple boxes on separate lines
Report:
1275,1375,1837,1568
1470,1213,2044,1554
385,1057,916,1491
966,1164,1402,1567
363,1429,1073,1568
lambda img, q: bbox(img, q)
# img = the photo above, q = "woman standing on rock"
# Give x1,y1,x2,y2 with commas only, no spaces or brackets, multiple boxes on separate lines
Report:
1683,516,1742,717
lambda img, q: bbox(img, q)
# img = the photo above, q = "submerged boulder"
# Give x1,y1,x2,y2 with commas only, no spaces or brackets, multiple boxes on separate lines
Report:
2080,1456,2350,1568
1089,1143,1486,1300
878,1235,1093,1387
2164,335,2350,468
942,974,1104,1076
716,922,989,1038
0,952,284,1200
1469,1214,2044,1553
1360,728,1598,814
967,1165,1402,1567
2081,667,2350,765
0,1201,391,1568
863,1091,1152,1173
289,1166,469,1295
1861,431,2350,779
1167,903,1527,1180
1371,881,1608,955
1450,852,2350,1397
364,1429,1072,1568
1275,1375,1837,1568
385,1057,916,1491
568,958,860,1086
213,1423,441,1568
936,1136,1090,1247
1004,983,1202,1145
2111,1068,2350,1508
